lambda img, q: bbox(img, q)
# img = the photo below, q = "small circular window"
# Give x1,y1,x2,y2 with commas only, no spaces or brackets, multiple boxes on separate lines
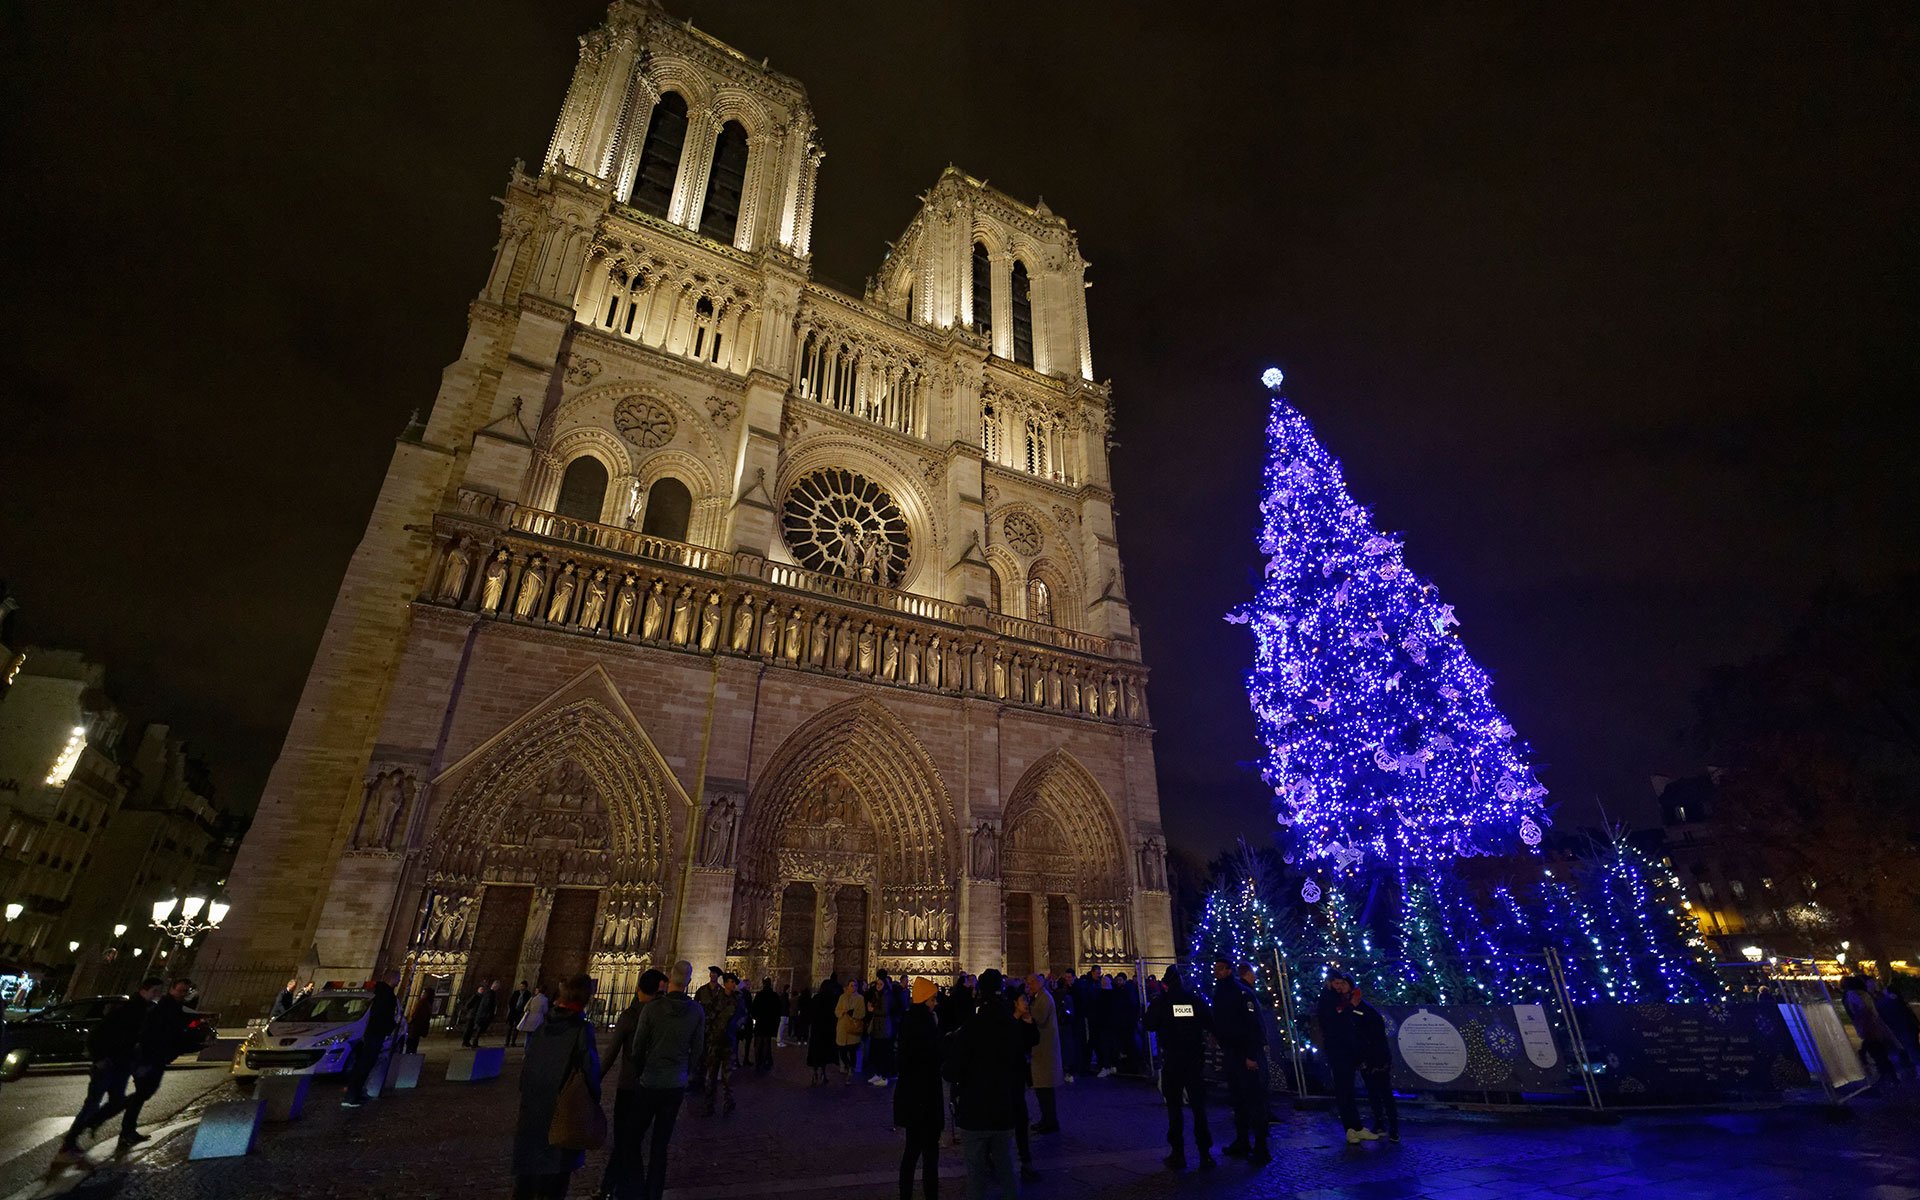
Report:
782,469,911,587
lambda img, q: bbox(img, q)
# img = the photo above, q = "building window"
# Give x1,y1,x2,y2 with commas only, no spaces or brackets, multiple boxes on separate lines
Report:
1010,260,1034,367
698,120,750,243
641,477,693,542
555,456,609,523
690,296,716,361
1699,881,1715,902
629,92,689,218
1027,578,1053,625
971,243,992,336
1024,420,1049,477
981,404,1000,463
1728,879,1746,901
989,568,1004,613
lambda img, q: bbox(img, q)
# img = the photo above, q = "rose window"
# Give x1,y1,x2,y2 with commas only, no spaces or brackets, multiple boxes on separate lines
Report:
782,469,911,587
614,396,676,449
1003,512,1042,556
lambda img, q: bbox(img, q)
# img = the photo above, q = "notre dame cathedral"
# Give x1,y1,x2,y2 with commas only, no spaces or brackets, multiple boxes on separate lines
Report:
202,0,1173,1011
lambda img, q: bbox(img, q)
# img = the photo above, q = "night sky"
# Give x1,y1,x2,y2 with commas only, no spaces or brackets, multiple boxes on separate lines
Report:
4,3,1915,860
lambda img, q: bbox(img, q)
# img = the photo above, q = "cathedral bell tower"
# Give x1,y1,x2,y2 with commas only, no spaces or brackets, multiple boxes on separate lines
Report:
199,1,1171,1012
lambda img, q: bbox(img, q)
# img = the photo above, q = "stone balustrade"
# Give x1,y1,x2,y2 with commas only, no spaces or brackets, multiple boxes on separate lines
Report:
429,495,1147,723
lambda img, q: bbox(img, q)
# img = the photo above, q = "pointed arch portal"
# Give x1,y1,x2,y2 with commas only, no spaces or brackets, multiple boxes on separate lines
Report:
731,699,958,986
406,669,689,1005
1002,750,1132,974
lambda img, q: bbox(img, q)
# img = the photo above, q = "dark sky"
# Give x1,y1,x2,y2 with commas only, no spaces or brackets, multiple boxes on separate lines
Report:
4,3,1915,859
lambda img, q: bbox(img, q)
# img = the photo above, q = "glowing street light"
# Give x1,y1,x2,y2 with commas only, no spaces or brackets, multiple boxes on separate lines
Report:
150,893,231,947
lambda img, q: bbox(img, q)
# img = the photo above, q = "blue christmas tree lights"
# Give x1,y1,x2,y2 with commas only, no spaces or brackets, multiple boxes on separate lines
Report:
1229,370,1549,878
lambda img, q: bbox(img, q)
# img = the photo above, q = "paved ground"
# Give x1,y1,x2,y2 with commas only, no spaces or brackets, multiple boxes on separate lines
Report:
0,1061,230,1199
4,1034,1916,1200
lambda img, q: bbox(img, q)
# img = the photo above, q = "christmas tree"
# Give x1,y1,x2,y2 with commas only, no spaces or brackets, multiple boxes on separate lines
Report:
1228,369,1549,885
1229,369,1722,1003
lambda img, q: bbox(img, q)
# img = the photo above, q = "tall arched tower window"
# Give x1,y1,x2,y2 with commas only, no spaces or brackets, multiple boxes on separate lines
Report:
690,296,718,361
971,242,993,336
629,92,690,218
981,403,1001,463
1024,419,1050,477
555,456,609,522
1027,577,1054,625
641,477,693,541
989,567,1005,613
1010,260,1035,368
698,121,750,243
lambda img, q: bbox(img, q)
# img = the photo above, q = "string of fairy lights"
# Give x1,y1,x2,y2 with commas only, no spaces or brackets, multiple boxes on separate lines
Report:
1198,368,1724,1007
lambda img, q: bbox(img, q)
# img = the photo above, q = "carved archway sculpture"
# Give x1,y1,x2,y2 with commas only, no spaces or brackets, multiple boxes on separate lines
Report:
731,698,958,980
407,672,689,1003
1003,750,1131,966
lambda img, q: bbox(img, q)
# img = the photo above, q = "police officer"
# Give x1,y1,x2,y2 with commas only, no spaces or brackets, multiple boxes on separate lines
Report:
1142,966,1214,1171
1211,955,1271,1164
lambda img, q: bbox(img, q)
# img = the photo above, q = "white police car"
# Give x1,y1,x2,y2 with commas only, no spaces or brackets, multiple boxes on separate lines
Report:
231,989,395,1080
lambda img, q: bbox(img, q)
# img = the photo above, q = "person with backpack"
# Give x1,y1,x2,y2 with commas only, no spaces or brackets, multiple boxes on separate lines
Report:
511,974,601,1200
49,978,163,1170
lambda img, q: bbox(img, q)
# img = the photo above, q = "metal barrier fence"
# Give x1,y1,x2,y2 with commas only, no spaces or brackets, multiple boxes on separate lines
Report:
1126,952,1868,1112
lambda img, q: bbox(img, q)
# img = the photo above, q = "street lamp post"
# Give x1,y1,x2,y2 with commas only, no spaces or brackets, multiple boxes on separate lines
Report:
150,894,231,948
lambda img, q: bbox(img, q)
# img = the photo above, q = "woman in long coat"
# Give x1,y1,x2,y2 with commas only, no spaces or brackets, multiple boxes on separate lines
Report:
834,979,868,1082
1025,973,1065,1132
806,976,840,1085
511,975,601,1199
894,979,944,1200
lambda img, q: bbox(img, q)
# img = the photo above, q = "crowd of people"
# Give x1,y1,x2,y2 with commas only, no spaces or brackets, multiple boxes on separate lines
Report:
482,954,1301,1200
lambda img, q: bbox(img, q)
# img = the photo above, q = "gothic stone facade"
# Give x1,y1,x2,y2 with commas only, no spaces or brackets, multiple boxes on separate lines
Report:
201,0,1173,1010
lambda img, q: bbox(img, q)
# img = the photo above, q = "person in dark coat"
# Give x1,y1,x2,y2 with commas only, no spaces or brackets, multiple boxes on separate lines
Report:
895,978,945,1200
1211,956,1271,1162
270,979,298,1021
751,979,785,1072
405,988,434,1054
806,976,840,1085
1142,966,1214,1171
50,978,163,1169
790,983,812,1045
1315,973,1377,1142
1346,983,1398,1141
511,974,601,1200
599,969,667,1200
1073,968,1107,1075
946,970,1037,1200
341,971,399,1106
462,979,498,1047
937,972,975,1033
630,960,707,1200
